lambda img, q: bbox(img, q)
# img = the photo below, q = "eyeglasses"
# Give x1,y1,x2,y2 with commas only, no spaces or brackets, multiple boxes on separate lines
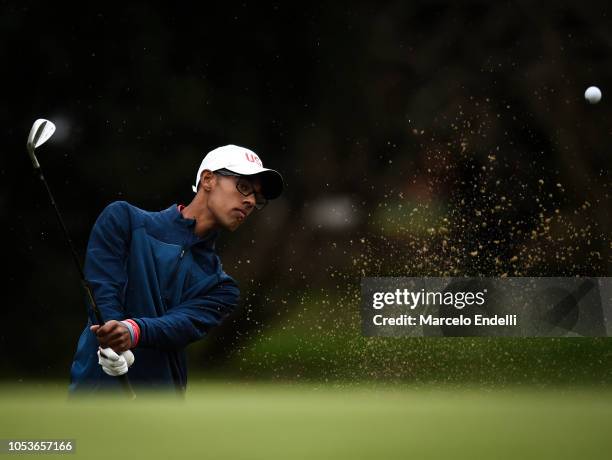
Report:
214,169,268,210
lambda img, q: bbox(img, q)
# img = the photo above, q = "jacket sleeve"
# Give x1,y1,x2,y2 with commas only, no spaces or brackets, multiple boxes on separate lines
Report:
133,278,239,350
84,201,132,323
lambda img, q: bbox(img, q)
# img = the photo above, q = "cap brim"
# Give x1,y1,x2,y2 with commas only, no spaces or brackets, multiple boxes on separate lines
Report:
256,169,284,199
224,167,284,199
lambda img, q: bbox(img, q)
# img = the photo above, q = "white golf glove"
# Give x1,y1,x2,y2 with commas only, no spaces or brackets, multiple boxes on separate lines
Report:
97,347,135,376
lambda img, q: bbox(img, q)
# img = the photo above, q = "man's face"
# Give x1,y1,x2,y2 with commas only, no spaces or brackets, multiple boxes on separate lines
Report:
206,173,263,231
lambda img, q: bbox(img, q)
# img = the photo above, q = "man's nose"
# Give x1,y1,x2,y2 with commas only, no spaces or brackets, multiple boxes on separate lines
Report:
243,194,256,209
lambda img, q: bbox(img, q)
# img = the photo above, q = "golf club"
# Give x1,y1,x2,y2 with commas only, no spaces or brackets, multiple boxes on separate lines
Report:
27,118,136,399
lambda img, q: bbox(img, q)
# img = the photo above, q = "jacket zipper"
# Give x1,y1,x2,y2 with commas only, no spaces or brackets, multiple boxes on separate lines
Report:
164,246,187,308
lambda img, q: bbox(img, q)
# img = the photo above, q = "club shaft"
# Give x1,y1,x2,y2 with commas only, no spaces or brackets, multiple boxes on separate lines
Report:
38,170,87,284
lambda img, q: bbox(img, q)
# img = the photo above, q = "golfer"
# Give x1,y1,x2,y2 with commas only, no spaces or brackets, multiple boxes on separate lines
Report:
69,145,283,394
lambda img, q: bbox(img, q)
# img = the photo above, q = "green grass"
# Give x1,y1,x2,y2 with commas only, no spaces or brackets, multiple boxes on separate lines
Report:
1,381,611,459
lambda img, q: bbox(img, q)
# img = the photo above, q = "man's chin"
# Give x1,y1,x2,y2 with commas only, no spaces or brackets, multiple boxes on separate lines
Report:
223,219,243,232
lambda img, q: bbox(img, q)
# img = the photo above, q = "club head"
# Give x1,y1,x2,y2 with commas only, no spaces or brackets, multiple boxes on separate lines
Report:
26,119,56,169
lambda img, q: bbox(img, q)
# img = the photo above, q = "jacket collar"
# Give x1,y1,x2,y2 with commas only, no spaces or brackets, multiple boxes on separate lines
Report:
162,204,219,250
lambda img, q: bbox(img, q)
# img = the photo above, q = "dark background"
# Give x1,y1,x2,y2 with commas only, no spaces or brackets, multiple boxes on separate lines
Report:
1,2,611,384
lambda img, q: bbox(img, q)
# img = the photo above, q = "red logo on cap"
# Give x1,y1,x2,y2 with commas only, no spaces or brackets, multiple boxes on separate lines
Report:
245,152,262,167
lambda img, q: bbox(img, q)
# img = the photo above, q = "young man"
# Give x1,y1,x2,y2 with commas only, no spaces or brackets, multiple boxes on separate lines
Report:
69,145,283,394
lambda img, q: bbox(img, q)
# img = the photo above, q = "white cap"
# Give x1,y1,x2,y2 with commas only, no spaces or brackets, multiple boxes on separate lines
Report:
192,144,284,199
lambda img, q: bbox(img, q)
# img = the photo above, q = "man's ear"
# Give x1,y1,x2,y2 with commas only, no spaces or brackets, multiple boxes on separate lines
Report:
200,170,215,192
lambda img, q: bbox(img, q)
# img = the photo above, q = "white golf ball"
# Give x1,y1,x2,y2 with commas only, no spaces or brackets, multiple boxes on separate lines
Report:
584,86,602,104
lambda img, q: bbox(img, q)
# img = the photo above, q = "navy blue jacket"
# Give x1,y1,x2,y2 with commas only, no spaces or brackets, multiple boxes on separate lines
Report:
69,201,239,393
